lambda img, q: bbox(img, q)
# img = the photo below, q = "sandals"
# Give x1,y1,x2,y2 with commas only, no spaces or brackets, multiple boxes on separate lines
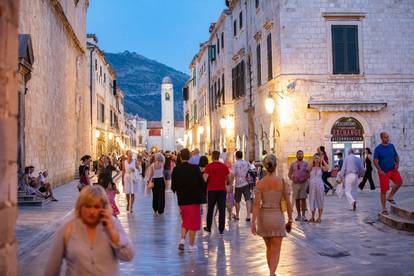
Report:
381,210,389,216
316,218,322,223
387,198,396,205
308,218,315,223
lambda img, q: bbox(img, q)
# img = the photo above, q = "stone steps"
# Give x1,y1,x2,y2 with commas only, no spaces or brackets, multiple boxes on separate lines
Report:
379,199,414,232
17,190,51,206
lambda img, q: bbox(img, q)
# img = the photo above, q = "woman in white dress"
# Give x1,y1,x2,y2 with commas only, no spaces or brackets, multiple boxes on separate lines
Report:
307,153,329,223
122,150,142,213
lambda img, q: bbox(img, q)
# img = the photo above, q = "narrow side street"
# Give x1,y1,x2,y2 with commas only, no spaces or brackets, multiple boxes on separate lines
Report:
18,181,414,276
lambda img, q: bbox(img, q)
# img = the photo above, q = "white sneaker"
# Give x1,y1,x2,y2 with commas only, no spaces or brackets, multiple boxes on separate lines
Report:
178,239,185,251
188,245,198,252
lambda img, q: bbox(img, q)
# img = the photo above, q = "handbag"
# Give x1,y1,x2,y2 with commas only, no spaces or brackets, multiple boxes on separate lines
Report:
280,179,288,212
147,180,154,189
280,196,287,212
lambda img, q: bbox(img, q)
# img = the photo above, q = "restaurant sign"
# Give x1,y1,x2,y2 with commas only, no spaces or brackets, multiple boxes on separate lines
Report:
331,117,364,141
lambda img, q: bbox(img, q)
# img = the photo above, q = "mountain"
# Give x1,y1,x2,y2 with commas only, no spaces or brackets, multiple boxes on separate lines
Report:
105,51,189,121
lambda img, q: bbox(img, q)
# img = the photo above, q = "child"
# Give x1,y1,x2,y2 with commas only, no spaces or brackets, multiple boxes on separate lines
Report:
226,184,235,220
107,182,120,217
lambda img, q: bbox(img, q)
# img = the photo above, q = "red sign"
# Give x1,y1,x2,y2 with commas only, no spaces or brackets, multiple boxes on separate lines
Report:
331,117,364,141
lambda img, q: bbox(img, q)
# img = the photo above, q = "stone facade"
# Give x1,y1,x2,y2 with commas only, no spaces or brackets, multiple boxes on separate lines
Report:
0,1,20,275
18,0,90,185
186,0,414,182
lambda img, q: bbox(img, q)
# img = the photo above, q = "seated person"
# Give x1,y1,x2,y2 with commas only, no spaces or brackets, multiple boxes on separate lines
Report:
18,167,31,193
38,171,58,201
27,178,48,198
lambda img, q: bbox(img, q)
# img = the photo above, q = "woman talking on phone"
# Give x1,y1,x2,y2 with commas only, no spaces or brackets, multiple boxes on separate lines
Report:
44,185,134,276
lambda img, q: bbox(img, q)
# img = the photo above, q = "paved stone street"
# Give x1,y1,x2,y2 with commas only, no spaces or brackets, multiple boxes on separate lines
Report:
18,180,414,276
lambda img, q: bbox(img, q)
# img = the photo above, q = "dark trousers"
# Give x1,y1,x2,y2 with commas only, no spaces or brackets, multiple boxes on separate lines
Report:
359,170,375,190
323,171,333,192
152,177,165,214
206,190,226,233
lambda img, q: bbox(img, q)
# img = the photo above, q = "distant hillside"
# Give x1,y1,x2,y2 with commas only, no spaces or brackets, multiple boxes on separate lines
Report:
105,51,189,121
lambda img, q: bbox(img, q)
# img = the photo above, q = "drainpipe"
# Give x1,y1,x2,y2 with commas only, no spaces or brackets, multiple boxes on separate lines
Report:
208,43,213,150
89,47,95,157
244,0,256,161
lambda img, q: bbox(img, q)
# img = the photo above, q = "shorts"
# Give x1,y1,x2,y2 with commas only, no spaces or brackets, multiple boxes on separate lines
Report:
235,185,252,203
292,182,308,200
164,170,171,180
39,186,47,193
378,169,403,193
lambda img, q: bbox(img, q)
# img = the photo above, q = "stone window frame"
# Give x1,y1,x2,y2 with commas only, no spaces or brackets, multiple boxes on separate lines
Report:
323,13,366,77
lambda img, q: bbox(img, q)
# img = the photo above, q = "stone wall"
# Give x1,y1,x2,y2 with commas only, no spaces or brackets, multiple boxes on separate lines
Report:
252,0,414,181
18,0,90,186
0,1,20,275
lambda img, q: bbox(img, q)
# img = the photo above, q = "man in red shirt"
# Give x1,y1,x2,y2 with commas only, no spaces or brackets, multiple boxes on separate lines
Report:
203,150,231,235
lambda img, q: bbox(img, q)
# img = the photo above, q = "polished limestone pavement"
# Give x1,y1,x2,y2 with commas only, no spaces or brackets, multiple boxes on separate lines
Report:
18,180,414,276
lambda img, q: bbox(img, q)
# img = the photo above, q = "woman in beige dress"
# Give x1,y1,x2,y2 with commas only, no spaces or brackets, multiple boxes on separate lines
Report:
251,154,293,276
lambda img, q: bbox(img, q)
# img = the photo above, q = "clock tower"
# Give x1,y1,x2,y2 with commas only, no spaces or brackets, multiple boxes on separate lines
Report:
161,76,175,151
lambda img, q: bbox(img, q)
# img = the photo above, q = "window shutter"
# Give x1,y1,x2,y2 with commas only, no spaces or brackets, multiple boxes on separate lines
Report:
332,25,359,74
239,12,243,29
232,68,236,99
256,44,261,86
233,20,237,36
241,60,245,97
221,32,224,49
267,33,273,81
222,74,225,104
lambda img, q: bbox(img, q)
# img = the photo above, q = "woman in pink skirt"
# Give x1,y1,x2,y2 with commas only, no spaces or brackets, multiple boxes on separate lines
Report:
171,148,206,252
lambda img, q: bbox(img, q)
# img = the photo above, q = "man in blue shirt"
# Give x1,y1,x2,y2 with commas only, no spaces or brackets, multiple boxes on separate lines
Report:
188,148,201,166
373,132,403,215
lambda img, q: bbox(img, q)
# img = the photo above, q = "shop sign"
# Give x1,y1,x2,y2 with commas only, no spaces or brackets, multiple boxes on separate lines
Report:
331,117,364,141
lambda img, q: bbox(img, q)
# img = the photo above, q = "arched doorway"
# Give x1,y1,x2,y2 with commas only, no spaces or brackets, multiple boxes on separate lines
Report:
331,117,364,167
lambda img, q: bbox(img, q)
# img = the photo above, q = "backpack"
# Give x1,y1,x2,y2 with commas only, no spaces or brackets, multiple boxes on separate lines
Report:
246,168,257,184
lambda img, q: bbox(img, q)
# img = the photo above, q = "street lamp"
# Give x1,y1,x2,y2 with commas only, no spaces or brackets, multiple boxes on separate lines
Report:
198,126,204,135
95,130,101,138
108,133,113,140
265,95,275,114
226,115,234,129
220,116,226,129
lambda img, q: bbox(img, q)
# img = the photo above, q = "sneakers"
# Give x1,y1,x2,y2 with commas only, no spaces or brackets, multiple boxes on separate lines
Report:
203,227,211,233
295,215,302,221
178,239,185,251
219,231,224,236
188,245,198,252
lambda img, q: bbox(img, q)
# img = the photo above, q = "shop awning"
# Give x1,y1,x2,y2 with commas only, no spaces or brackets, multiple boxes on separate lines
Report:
308,100,387,112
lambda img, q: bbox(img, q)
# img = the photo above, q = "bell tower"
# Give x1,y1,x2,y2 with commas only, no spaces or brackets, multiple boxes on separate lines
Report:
161,76,175,151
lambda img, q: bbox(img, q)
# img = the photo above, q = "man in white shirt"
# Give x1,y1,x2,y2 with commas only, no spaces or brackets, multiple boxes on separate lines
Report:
231,151,251,221
339,149,364,211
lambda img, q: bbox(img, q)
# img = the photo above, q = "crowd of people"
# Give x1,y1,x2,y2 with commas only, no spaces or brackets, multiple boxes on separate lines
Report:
43,131,402,276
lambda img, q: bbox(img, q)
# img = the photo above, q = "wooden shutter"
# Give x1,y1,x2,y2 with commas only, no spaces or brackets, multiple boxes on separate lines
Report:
332,25,359,74
256,44,261,86
222,74,225,104
267,33,273,81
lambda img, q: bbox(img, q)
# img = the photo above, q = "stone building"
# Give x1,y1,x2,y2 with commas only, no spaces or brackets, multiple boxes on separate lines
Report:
0,1,20,274
18,0,90,185
87,34,125,159
186,0,414,182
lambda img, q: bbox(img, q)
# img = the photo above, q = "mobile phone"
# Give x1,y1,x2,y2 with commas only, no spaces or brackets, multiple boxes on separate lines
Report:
101,205,108,227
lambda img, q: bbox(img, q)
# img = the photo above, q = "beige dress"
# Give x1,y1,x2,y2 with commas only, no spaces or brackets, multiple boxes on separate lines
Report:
256,187,287,237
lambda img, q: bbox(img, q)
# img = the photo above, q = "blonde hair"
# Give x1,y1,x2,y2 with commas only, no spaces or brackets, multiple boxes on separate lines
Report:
264,154,277,173
75,185,111,218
